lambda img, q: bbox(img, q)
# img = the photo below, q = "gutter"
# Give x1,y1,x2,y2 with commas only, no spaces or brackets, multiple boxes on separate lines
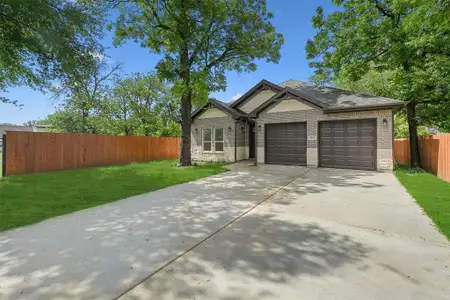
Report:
323,102,407,114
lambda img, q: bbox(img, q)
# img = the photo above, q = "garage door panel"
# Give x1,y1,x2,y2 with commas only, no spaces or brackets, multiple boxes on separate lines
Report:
319,119,376,171
361,140,375,147
333,131,345,138
266,123,307,166
333,140,345,147
347,139,359,146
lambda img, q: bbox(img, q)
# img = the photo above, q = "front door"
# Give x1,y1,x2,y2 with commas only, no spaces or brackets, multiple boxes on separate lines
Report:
249,123,255,159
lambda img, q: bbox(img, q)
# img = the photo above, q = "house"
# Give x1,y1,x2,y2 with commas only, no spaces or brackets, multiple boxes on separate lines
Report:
0,124,52,148
191,80,406,172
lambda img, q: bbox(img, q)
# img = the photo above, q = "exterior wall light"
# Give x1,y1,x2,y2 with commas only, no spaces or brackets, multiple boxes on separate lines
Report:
383,118,388,127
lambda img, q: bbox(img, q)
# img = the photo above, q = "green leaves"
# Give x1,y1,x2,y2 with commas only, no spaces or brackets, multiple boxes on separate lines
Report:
0,0,106,105
49,71,181,137
109,0,283,104
306,0,450,133
109,0,283,164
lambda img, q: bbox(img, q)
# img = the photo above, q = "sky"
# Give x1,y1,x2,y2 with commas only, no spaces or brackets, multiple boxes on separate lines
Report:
0,0,336,125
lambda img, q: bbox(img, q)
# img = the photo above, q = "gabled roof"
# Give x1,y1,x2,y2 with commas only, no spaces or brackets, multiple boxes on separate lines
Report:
249,87,327,117
192,79,406,121
191,99,247,121
229,79,283,109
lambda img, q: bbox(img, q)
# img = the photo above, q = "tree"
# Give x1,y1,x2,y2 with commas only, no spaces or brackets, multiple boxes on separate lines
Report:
109,72,179,136
306,0,450,168
336,69,449,137
394,114,436,139
23,119,51,126
53,57,121,133
49,72,181,137
0,0,105,106
110,0,283,166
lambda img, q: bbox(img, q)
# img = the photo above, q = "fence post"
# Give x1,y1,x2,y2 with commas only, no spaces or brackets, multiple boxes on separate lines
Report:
2,134,6,177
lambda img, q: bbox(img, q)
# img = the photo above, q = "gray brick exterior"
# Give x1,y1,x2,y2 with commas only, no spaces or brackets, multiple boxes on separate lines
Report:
256,101,394,171
191,99,395,171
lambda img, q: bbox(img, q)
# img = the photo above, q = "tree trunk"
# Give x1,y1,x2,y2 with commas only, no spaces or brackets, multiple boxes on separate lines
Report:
179,88,192,166
178,24,192,166
406,102,421,168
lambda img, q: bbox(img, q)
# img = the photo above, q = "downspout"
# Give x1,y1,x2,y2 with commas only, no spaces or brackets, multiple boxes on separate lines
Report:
234,120,238,162
254,119,258,165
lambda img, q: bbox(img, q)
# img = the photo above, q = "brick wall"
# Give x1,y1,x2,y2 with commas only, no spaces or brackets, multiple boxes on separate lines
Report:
256,100,393,171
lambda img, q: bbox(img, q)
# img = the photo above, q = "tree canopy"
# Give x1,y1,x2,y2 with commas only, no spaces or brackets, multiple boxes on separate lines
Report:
0,0,105,105
306,0,450,167
47,71,180,137
109,0,283,165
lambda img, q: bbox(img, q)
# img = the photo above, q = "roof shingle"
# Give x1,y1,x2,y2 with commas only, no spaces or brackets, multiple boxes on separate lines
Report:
280,80,404,109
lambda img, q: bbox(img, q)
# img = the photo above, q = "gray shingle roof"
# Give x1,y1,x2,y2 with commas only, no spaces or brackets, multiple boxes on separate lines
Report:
278,79,314,89
192,79,406,120
0,124,33,136
211,99,247,118
279,80,405,109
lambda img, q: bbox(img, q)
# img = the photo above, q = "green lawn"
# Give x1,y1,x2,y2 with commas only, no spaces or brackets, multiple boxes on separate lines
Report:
0,160,227,232
395,165,450,240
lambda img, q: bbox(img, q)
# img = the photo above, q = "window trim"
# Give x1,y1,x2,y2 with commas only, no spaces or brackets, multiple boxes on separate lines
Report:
202,126,225,153
202,127,213,152
214,127,224,153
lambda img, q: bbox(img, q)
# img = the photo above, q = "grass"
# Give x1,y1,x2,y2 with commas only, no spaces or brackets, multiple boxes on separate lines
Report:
0,160,227,232
395,164,450,240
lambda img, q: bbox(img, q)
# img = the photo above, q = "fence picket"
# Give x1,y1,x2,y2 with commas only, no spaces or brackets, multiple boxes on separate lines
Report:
4,132,180,176
394,134,450,183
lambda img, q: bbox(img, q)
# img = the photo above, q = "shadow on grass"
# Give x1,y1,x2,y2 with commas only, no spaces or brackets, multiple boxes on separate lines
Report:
0,160,227,231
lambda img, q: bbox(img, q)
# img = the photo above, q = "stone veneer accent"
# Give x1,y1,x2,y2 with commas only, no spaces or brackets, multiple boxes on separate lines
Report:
256,100,394,171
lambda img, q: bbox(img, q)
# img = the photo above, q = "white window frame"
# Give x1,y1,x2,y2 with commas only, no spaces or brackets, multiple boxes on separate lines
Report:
202,127,225,153
202,127,213,152
214,127,224,153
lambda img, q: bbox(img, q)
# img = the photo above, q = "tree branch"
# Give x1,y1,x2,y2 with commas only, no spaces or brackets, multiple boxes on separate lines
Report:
371,0,395,19
189,18,216,66
204,48,232,71
145,1,171,30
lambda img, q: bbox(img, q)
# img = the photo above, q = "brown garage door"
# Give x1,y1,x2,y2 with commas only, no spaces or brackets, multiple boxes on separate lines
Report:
265,122,307,165
319,119,376,170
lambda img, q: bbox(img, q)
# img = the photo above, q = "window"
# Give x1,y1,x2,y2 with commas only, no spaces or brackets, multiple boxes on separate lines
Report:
202,128,212,151
202,127,224,152
214,128,224,152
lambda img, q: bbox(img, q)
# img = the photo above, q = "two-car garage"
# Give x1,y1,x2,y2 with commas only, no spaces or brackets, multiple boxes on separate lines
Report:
264,119,377,171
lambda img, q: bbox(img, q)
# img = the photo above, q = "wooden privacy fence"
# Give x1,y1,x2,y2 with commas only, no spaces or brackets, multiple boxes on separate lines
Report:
2,131,180,176
394,134,450,182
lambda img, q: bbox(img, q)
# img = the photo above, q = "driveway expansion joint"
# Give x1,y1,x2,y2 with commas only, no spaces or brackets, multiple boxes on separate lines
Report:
112,168,311,300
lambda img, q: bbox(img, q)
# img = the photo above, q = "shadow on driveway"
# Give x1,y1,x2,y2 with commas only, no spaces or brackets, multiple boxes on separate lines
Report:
0,167,383,300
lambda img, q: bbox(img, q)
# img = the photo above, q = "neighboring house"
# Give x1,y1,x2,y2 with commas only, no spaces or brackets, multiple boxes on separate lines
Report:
191,79,405,171
0,124,52,148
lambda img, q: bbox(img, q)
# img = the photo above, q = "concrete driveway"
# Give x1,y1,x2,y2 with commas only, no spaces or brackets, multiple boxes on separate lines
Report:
1,164,449,299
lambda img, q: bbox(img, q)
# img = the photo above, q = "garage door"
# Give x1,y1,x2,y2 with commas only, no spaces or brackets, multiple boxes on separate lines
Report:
319,119,376,170
266,122,307,165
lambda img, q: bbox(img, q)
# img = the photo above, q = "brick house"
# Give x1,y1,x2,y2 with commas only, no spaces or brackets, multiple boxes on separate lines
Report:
191,80,405,171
